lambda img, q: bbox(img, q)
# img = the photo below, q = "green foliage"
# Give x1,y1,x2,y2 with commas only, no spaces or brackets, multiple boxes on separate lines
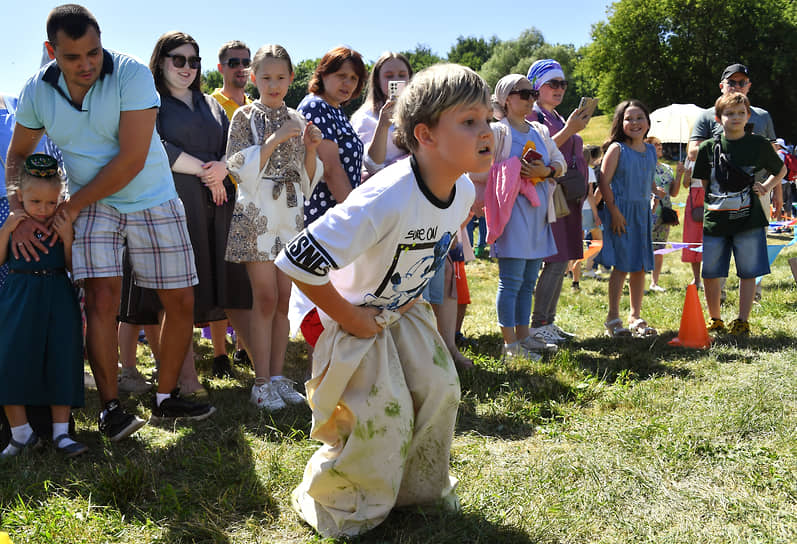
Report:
479,28,545,88
581,0,797,139
285,58,318,109
400,44,444,72
200,69,222,94
447,35,500,71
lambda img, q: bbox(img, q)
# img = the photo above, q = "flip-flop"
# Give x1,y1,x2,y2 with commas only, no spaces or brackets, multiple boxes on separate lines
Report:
604,318,631,337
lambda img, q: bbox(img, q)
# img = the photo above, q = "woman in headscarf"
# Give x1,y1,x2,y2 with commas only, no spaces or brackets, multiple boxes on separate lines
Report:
525,59,592,345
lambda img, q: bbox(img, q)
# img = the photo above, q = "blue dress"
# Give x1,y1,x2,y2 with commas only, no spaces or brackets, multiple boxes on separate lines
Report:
597,142,657,272
297,94,363,225
0,241,84,406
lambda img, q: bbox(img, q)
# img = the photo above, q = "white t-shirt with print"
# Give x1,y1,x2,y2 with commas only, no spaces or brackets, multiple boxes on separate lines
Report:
276,156,474,311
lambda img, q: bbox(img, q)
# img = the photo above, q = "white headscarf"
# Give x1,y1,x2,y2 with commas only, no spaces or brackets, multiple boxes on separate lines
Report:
492,74,529,120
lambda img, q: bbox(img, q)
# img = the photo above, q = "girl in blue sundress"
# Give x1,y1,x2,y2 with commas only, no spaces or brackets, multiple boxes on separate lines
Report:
597,100,658,338
0,154,85,458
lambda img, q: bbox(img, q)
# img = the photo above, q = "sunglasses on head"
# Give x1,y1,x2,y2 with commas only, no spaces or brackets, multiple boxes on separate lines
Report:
725,79,750,88
167,54,201,69
224,57,251,69
509,89,539,100
544,79,568,90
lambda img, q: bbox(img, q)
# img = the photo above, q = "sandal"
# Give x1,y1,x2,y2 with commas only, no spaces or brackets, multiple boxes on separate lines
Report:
628,318,657,338
604,318,631,337
54,434,88,458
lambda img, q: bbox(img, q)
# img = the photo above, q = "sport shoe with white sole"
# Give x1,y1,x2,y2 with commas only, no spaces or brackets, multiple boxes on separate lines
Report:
271,377,306,405
99,399,147,441
547,323,575,341
251,382,287,411
118,366,152,394
528,325,564,345
151,389,216,421
503,341,542,361
520,335,558,354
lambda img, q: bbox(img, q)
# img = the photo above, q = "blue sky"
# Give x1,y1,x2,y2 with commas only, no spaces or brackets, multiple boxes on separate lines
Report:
2,1,611,95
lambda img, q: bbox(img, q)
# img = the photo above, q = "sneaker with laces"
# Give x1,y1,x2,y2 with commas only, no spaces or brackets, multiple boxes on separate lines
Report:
503,341,542,362
212,354,234,378
99,399,147,442
118,366,152,394
520,335,558,354
529,325,564,344
547,323,575,341
151,389,216,421
271,377,306,405
649,283,666,293
728,318,750,337
232,349,251,368
250,382,287,411
707,318,726,334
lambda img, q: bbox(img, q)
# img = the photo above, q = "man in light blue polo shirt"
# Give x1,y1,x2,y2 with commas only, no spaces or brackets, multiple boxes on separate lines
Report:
5,4,216,442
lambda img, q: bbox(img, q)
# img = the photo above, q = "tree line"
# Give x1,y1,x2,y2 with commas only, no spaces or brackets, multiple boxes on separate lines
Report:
201,0,797,140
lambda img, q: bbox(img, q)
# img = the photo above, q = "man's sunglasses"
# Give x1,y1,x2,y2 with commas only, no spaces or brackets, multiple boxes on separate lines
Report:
224,57,251,69
509,89,539,100
544,80,569,90
166,54,201,69
725,79,750,88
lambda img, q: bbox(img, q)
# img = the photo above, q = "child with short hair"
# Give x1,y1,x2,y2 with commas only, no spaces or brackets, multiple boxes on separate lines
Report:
0,154,85,458
693,92,785,336
225,44,324,410
275,64,492,537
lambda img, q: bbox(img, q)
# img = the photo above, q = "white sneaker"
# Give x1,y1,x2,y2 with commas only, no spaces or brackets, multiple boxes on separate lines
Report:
649,283,666,293
250,383,287,411
271,377,306,405
503,341,542,361
547,323,575,341
529,325,564,345
520,335,558,353
583,269,601,279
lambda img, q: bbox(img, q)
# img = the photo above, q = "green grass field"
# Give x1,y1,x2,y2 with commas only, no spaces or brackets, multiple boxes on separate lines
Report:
2,116,796,542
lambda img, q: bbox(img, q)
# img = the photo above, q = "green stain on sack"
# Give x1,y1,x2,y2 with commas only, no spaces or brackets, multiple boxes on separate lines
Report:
369,384,379,397
354,418,387,440
384,401,401,417
433,344,449,369
400,437,411,459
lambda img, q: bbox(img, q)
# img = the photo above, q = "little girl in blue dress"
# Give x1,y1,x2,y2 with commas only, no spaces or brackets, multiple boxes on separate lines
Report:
597,100,658,338
0,154,85,458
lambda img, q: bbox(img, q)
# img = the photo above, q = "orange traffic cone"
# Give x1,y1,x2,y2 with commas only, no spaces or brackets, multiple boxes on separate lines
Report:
668,284,711,348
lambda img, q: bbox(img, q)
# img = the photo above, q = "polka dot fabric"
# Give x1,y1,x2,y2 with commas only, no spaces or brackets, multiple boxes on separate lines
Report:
297,94,363,225
0,197,9,288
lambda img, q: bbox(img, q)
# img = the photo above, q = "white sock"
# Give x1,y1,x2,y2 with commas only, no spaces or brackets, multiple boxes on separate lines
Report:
53,422,77,447
2,423,34,455
156,392,170,406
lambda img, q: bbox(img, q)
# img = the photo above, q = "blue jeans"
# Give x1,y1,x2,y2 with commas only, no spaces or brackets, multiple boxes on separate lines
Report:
496,257,543,327
466,215,486,250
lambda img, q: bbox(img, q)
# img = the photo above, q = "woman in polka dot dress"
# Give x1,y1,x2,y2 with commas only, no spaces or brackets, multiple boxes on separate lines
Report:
297,47,367,226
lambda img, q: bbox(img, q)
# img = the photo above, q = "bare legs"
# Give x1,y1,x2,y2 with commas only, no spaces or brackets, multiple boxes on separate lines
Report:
245,262,292,382
606,269,647,323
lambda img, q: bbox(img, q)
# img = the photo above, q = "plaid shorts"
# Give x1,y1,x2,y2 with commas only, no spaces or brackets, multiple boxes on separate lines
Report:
72,199,198,289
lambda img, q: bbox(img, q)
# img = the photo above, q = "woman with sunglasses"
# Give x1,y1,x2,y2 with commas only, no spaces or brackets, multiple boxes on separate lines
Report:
525,59,592,345
470,74,565,360
145,31,252,390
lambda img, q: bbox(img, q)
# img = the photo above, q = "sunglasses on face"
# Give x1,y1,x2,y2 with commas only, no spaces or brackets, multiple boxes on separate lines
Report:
725,79,750,88
544,80,568,90
224,57,251,69
509,89,539,100
167,54,201,69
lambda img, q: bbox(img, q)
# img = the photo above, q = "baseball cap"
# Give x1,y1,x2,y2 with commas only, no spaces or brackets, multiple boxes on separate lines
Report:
721,63,750,82
775,138,786,148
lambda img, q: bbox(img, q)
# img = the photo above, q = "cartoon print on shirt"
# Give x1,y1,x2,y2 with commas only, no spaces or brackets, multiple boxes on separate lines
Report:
363,231,454,310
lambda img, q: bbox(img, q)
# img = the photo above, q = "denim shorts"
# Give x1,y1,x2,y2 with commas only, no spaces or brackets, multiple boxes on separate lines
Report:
702,227,770,279
421,260,446,304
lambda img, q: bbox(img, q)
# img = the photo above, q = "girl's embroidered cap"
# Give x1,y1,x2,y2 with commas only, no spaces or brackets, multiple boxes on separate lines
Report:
24,153,59,178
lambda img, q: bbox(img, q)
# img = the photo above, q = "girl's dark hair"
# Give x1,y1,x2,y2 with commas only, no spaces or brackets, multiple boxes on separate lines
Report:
149,31,201,98
604,99,651,148
364,52,413,112
307,46,366,105
583,144,602,164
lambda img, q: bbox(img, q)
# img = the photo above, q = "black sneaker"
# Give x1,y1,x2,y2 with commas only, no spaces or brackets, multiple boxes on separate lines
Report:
151,389,216,421
212,354,234,378
99,399,147,442
232,349,251,368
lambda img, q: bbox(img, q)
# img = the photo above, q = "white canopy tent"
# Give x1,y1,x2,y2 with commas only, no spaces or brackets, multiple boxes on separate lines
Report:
648,103,706,144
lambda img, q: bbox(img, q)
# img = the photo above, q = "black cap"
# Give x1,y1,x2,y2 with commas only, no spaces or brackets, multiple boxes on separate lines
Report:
720,63,750,82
